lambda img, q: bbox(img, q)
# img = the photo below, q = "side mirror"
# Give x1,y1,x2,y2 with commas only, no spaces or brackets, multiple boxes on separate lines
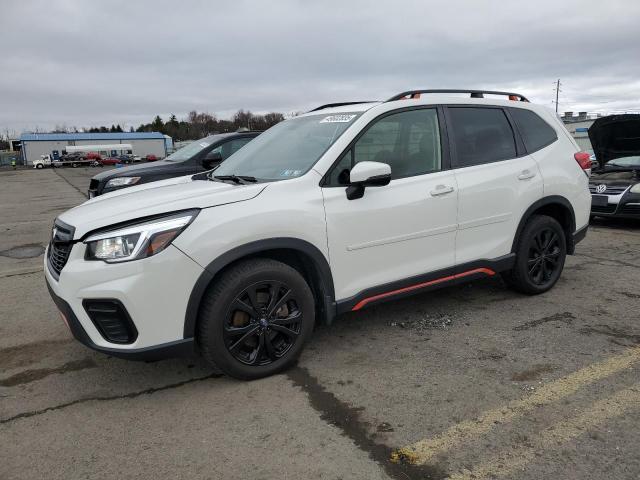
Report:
202,151,223,170
346,161,391,200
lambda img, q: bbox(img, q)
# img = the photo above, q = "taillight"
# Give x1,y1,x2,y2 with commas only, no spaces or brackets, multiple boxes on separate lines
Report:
574,152,592,175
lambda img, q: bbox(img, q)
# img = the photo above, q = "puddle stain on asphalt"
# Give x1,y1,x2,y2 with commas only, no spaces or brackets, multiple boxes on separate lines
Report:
0,372,223,425
513,312,575,331
0,339,75,370
287,366,446,480
477,349,506,361
0,244,45,259
579,324,640,345
0,269,42,279
511,364,556,382
620,291,640,299
0,358,97,387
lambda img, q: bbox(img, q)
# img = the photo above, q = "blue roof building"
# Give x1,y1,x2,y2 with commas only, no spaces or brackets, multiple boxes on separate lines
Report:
18,132,170,164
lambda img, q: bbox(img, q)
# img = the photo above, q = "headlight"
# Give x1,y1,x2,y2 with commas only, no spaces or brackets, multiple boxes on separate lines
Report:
631,183,640,194
105,177,141,188
84,210,198,263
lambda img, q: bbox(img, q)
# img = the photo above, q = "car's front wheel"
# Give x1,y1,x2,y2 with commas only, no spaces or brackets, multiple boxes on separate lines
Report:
197,258,315,380
503,215,567,295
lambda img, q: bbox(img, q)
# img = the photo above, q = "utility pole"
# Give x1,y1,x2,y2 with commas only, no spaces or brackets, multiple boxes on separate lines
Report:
552,79,562,113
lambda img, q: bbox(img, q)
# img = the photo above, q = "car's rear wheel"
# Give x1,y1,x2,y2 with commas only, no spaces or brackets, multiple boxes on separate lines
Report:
197,258,315,380
503,215,566,295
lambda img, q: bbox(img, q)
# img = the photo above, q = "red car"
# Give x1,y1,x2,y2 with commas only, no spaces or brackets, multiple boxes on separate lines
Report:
144,154,159,162
98,157,122,166
84,152,102,160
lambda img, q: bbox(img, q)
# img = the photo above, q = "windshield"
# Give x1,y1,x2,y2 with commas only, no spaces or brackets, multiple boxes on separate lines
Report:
213,113,361,180
165,139,212,162
607,155,640,168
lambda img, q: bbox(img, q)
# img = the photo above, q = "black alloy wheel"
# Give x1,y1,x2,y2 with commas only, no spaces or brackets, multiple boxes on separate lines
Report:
502,215,566,295
526,228,562,286
197,258,315,380
223,280,302,366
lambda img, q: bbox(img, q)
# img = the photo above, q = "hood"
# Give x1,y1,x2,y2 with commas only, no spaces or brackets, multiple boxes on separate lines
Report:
588,114,640,165
59,175,268,238
91,159,178,181
589,169,638,185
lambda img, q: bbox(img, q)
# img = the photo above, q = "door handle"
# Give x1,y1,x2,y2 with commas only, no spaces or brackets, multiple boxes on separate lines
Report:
518,170,536,180
430,185,454,196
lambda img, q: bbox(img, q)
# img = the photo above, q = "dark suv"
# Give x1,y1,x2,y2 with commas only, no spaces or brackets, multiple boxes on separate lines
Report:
88,131,260,197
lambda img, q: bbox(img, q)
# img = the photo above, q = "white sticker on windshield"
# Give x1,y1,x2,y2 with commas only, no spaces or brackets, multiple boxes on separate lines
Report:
320,114,357,124
279,169,303,177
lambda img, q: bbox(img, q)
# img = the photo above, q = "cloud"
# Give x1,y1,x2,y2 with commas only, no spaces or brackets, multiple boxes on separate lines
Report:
1,0,639,132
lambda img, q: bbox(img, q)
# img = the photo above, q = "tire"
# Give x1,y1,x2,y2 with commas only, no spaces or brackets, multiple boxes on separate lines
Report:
71,162,78,168
197,258,315,380
502,215,566,295
36,163,43,169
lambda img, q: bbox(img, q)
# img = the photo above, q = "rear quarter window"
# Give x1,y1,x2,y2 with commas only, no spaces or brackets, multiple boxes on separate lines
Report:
448,107,517,167
510,108,558,153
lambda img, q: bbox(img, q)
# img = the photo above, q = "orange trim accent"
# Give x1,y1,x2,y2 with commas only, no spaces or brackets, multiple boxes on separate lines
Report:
351,268,495,311
59,311,70,330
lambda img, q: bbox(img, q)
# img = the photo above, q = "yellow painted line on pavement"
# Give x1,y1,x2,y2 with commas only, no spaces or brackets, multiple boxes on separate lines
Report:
448,384,640,480
391,347,640,465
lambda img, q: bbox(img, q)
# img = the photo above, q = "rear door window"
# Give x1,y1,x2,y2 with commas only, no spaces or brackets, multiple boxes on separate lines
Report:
448,107,517,167
509,108,557,153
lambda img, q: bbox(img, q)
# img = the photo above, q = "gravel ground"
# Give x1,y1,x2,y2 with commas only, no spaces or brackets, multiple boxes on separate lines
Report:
1,166,639,480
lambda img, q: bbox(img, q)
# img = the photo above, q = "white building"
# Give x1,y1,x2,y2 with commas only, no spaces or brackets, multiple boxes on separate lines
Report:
19,132,170,165
562,119,594,152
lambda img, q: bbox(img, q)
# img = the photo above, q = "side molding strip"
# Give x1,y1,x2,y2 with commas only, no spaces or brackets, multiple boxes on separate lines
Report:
351,267,495,311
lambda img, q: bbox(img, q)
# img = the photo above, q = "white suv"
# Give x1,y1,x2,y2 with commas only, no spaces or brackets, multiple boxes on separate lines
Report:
45,89,591,379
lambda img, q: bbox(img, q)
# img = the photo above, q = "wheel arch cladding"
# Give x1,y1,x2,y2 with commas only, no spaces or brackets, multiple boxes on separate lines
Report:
183,238,336,339
512,196,577,254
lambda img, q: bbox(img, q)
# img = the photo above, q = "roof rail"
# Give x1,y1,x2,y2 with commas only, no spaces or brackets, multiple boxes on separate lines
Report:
387,89,530,102
308,101,378,112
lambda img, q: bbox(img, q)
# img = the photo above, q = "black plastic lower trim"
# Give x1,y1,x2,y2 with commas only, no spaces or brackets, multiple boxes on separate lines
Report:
183,238,335,337
572,225,588,247
46,280,195,361
335,254,515,314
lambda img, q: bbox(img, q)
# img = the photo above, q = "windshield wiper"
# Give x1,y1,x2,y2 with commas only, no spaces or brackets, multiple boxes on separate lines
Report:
211,174,258,184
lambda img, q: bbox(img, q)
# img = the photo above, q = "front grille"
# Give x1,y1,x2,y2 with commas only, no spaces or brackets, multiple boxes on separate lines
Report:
588,184,629,195
620,204,640,215
83,299,138,344
591,204,617,214
48,242,72,276
47,219,75,279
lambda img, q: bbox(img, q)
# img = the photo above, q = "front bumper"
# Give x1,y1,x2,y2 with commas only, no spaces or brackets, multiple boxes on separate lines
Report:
46,280,194,360
590,186,640,218
45,241,204,360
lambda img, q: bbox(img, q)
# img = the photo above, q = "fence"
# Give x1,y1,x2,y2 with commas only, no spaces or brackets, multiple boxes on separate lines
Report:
0,151,22,166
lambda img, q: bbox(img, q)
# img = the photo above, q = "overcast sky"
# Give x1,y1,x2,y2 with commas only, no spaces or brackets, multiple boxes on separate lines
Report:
2,0,640,133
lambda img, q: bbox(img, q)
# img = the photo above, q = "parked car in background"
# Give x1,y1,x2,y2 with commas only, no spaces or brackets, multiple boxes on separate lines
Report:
88,131,260,197
84,152,102,161
48,90,590,379
588,114,640,219
98,157,123,166
145,154,159,162
117,154,136,164
59,152,85,162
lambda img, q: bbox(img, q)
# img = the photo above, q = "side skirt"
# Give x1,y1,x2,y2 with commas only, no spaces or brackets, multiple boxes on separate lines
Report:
335,254,515,314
